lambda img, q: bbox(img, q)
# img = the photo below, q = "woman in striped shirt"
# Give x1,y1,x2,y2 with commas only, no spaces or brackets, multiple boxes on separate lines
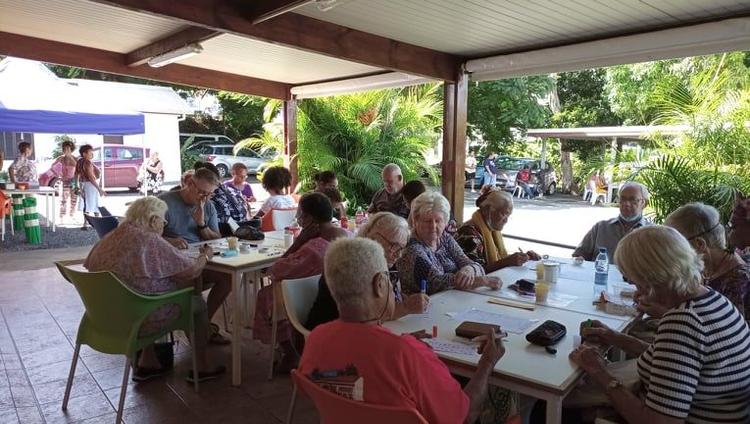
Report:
570,225,750,424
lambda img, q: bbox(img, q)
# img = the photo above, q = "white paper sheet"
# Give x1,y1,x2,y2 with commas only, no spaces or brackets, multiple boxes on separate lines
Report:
450,308,536,334
424,338,478,356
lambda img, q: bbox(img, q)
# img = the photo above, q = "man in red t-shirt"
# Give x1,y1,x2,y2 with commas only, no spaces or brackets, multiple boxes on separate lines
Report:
299,238,505,424
516,165,536,198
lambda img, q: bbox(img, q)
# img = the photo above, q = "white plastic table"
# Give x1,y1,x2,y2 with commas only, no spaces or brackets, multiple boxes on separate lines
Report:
384,289,631,424
190,230,286,386
4,187,57,232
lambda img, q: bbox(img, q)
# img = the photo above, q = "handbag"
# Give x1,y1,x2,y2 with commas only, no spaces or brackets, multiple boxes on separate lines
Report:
235,225,265,241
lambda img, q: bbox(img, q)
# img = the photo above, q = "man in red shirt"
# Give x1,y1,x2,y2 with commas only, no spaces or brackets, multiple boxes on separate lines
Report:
299,238,505,424
515,165,536,198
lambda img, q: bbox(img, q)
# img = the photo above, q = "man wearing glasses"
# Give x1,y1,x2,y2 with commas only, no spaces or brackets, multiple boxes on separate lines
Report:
159,167,221,249
573,182,651,263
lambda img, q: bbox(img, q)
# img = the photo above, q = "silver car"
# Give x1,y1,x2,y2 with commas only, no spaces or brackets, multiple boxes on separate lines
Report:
192,144,271,178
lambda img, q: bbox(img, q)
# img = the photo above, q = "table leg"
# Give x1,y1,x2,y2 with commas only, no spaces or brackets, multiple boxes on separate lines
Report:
231,270,242,386
545,396,562,424
51,193,56,232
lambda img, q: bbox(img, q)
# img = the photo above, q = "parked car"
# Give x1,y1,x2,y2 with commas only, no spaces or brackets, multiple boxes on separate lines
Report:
179,133,235,147
189,143,272,178
471,156,557,195
38,144,148,192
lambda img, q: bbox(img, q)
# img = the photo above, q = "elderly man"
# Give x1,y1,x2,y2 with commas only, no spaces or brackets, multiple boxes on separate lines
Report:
159,167,221,248
367,163,408,215
300,238,505,424
573,181,650,262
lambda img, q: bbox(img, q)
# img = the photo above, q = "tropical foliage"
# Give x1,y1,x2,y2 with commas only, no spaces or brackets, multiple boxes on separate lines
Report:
237,84,442,211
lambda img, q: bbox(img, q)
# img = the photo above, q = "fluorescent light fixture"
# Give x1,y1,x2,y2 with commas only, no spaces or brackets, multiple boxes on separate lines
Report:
147,43,203,68
291,72,436,99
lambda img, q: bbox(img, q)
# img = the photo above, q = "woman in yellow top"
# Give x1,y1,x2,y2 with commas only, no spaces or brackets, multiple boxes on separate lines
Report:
454,188,540,272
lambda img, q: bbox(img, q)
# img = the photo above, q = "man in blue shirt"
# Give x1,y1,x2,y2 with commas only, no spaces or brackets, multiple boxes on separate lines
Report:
483,153,497,187
160,168,221,247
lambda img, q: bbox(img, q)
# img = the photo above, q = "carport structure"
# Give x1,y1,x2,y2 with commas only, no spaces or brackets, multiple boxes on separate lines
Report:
2,0,750,222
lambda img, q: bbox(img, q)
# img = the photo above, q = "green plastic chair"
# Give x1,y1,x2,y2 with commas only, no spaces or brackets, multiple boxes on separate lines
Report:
55,261,200,423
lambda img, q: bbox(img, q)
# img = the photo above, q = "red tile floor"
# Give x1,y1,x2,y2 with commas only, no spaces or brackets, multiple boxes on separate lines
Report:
0,267,318,423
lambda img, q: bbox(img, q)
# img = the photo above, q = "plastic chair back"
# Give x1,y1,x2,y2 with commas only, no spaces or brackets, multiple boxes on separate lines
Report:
84,215,119,239
98,206,113,217
0,190,10,218
280,275,321,338
55,262,193,356
291,370,428,424
261,207,297,231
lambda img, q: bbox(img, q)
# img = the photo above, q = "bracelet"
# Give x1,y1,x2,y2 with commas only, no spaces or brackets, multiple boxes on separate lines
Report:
197,223,208,230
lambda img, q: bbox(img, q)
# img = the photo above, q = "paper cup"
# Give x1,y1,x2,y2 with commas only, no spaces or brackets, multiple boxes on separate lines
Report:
535,282,550,303
227,236,239,250
543,261,560,283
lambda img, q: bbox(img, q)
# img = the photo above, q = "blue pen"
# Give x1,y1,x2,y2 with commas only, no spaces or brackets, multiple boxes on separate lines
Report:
420,279,427,294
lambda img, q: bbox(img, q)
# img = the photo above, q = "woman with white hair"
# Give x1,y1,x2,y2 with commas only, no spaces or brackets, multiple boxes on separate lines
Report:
85,197,225,383
664,202,750,319
396,191,500,295
305,212,430,330
455,188,540,272
569,225,750,423
300,238,506,424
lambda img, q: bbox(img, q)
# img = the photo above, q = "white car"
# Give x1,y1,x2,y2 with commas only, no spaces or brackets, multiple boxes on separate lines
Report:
191,143,272,178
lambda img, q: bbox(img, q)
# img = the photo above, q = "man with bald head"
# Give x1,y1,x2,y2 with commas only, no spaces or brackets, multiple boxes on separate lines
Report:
573,181,651,262
367,163,408,215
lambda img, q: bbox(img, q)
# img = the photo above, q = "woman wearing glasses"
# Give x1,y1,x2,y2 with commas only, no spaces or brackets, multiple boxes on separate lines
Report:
306,212,430,331
663,202,750,319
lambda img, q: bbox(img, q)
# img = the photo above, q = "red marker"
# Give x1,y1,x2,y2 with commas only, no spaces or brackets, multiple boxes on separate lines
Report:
432,325,438,338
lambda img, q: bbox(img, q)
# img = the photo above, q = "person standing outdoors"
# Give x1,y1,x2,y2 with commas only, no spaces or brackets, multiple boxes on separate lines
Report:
8,142,37,184
465,151,477,193
75,144,105,229
52,140,78,219
483,153,497,187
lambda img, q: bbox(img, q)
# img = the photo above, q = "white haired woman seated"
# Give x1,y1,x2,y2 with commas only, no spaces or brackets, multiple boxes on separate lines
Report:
305,212,430,330
567,226,750,423
665,202,750,319
396,191,500,295
85,197,225,383
299,238,506,423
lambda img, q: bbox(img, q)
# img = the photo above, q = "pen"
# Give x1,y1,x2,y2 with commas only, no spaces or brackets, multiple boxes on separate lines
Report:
584,319,593,328
420,279,427,294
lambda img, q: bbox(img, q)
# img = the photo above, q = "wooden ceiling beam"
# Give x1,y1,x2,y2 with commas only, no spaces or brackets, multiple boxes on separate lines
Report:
126,27,221,67
0,31,292,99
246,0,315,25
90,0,463,82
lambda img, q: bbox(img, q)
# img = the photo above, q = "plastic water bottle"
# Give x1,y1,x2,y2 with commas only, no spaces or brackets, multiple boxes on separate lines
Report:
355,206,365,226
594,248,609,297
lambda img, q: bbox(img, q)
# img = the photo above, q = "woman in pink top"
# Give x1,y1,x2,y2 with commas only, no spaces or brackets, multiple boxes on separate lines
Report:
85,197,225,382
52,140,78,218
253,192,348,372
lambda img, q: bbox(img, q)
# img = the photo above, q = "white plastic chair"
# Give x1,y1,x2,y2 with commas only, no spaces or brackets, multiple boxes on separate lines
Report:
271,208,297,230
512,185,526,199
268,274,321,381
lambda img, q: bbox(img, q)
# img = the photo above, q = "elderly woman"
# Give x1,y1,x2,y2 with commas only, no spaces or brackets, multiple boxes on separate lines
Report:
306,212,430,330
300,238,506,424
664,202,750,319
8,141,37,183
84,197,224,382
253,192,348,372
569,225,750,424
397,191,500,295
455,189,540,272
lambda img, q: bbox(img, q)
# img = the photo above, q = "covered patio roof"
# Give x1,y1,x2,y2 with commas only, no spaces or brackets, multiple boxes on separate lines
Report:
1,0,750,99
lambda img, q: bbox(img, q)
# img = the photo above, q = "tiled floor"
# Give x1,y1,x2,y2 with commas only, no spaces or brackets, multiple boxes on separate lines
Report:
0,267,319,423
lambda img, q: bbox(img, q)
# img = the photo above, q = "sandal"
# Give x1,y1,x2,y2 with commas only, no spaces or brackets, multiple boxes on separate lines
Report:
186,365,227,383
209,323,231,345
132,366,168,382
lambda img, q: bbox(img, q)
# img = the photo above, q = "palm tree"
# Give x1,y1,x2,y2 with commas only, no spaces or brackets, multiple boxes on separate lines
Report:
236,84,442,210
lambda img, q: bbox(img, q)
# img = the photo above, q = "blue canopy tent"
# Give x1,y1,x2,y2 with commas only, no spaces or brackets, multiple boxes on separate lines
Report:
0,57,145,134
0,57,145,190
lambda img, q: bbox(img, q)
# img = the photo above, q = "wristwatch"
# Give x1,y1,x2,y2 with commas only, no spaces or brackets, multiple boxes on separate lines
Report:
197,223,208,230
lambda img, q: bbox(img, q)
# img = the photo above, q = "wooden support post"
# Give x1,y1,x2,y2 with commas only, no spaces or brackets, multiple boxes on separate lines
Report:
441,72,469,223
283,99,299,191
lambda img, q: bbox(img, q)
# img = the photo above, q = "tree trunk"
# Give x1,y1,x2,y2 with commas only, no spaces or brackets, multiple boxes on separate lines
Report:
548,77,575,194
560,142,575,194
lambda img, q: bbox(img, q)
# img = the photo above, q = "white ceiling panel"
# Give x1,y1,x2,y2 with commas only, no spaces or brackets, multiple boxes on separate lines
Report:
296,0,750,56
179,34,381,84
0,0,184,52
